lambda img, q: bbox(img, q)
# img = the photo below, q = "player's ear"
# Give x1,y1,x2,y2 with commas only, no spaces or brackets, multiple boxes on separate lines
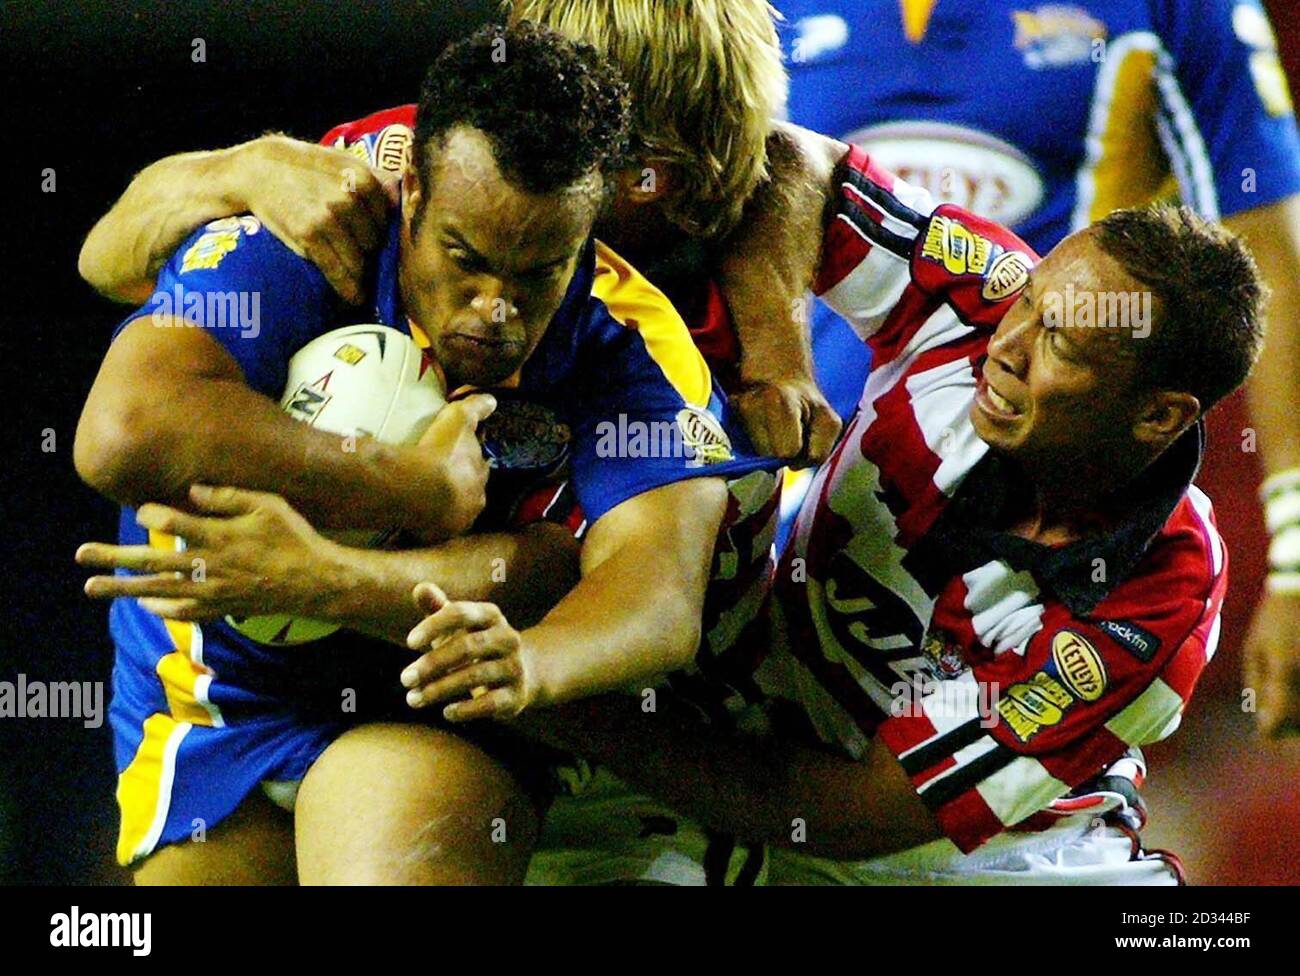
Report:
617,158,676,205
401,167,423,234
1132,390,1199,447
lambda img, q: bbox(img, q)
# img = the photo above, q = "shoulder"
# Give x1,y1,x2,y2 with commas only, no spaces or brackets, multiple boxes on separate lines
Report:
911,204,1040,327
319,104,416,174
581,241,713,409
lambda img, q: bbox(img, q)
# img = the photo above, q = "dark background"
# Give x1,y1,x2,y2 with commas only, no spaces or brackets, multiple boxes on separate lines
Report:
2,0,496,885
4,0,1300,885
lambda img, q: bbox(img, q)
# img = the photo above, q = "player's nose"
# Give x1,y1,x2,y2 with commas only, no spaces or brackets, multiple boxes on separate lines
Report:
469,287,518,326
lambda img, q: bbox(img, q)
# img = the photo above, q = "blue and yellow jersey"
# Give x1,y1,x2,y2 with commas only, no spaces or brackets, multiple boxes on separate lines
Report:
777,0,1300,419
105,212,774,866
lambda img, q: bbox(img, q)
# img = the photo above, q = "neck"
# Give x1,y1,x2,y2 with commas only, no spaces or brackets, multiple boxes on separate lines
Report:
1005,445,1155,544
594,206,689,267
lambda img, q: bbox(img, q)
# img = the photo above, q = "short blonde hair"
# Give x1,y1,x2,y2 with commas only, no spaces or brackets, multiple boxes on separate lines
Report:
506,0,787,239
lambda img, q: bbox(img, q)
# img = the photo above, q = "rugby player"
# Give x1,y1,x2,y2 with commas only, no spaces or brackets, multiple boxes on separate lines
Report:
777,0,1300,735
518,143,1262,883
84,134,1259,883
74,23,777,884
78,0,841,468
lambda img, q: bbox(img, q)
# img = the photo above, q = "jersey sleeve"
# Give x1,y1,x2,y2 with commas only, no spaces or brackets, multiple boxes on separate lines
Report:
813,146,1039,366
876,493,1227,853
566,245,781,525
319,104,417,176
1155,0,1300,217
114,216,335,398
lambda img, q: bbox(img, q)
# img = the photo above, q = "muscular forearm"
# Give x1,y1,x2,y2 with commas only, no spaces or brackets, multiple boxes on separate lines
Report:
521,694,940,859
1225,198,1300,473
76,364,459,539
718,124,848,385
321,523,581,644
79,143,257,303
522,550,703,706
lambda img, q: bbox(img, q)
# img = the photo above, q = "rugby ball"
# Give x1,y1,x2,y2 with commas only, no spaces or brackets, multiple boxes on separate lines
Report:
226,324,447,645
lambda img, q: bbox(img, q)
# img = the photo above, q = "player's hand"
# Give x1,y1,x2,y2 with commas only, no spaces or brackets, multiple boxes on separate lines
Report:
732,375,842,467
236,135,399,305
400,583,541,722
404,393,496,541
76,485,337,621
1243,589,1300,737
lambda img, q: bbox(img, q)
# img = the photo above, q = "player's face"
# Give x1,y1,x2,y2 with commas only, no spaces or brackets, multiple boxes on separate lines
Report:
971,229,1154,465
399,126,602,389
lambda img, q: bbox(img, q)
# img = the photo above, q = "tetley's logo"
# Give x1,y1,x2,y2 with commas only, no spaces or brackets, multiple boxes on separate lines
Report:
1051,630,1108,702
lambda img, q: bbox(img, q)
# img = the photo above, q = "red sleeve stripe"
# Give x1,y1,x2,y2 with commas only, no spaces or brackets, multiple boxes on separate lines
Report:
896,716,989,776
812,212,874,295
319,104,417,146
843,163,929,233
842,194,918,260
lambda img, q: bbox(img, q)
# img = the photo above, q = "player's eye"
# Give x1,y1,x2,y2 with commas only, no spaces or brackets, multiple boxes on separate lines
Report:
519,263,564,283
445,246,485,273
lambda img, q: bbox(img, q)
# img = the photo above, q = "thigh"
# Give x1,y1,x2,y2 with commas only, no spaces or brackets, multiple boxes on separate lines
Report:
133,788,296,886
294,722,539,885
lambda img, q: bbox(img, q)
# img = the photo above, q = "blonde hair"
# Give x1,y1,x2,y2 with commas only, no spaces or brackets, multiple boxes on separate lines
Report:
505,0,787,239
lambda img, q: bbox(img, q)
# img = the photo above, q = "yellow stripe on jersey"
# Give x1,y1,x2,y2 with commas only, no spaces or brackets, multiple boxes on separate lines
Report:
156,649,217,727
147,529,220,728
113,530,220,864
116,713,191,865
1084,46,1173,222
591,240,711,408
900,0,938,44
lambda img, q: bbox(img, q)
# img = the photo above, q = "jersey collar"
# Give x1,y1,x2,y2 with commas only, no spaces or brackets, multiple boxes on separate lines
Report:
925,420,1205,616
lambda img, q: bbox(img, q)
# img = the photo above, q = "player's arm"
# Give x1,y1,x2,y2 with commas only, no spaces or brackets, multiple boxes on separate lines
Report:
1224,196,1300,736
78,485,579,639
74,319,489,539
715,122,848,465
400,476,727,720
521,692,942,859
78,135,392,304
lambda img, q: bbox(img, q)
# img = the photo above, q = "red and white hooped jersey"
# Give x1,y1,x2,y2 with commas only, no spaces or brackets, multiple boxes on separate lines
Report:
750,145,1226,853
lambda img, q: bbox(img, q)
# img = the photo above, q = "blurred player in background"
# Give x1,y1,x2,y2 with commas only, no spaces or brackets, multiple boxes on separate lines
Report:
774,0,1300,734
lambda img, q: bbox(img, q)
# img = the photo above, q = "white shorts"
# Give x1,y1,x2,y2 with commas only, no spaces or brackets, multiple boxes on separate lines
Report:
526,769,766,886
526,772,1180,886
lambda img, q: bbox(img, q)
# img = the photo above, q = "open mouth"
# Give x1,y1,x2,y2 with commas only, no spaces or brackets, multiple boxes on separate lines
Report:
976,374,1021,419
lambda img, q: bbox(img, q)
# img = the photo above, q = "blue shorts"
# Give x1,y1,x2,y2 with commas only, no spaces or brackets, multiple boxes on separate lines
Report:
108,582,435,865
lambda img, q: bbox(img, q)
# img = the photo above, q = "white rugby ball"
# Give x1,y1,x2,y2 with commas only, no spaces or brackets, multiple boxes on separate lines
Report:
226,324,447,646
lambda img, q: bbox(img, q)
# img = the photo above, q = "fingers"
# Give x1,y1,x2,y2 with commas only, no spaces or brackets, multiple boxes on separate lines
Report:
134,504,213,545
405,655,517,710
352,166,395,230
404,599,502,653
443,686,518,723
138,597,216,622
736,384,803,460
307,228,366,305
82,573,196,600
801,400,843,468
411,581,448,616
401,622,513,693
188,484,271,516
451,392,499,428
76,543,190,574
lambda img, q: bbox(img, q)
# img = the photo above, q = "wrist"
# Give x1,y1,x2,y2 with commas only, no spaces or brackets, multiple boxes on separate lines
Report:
219,136,281,213
518,630,560,710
